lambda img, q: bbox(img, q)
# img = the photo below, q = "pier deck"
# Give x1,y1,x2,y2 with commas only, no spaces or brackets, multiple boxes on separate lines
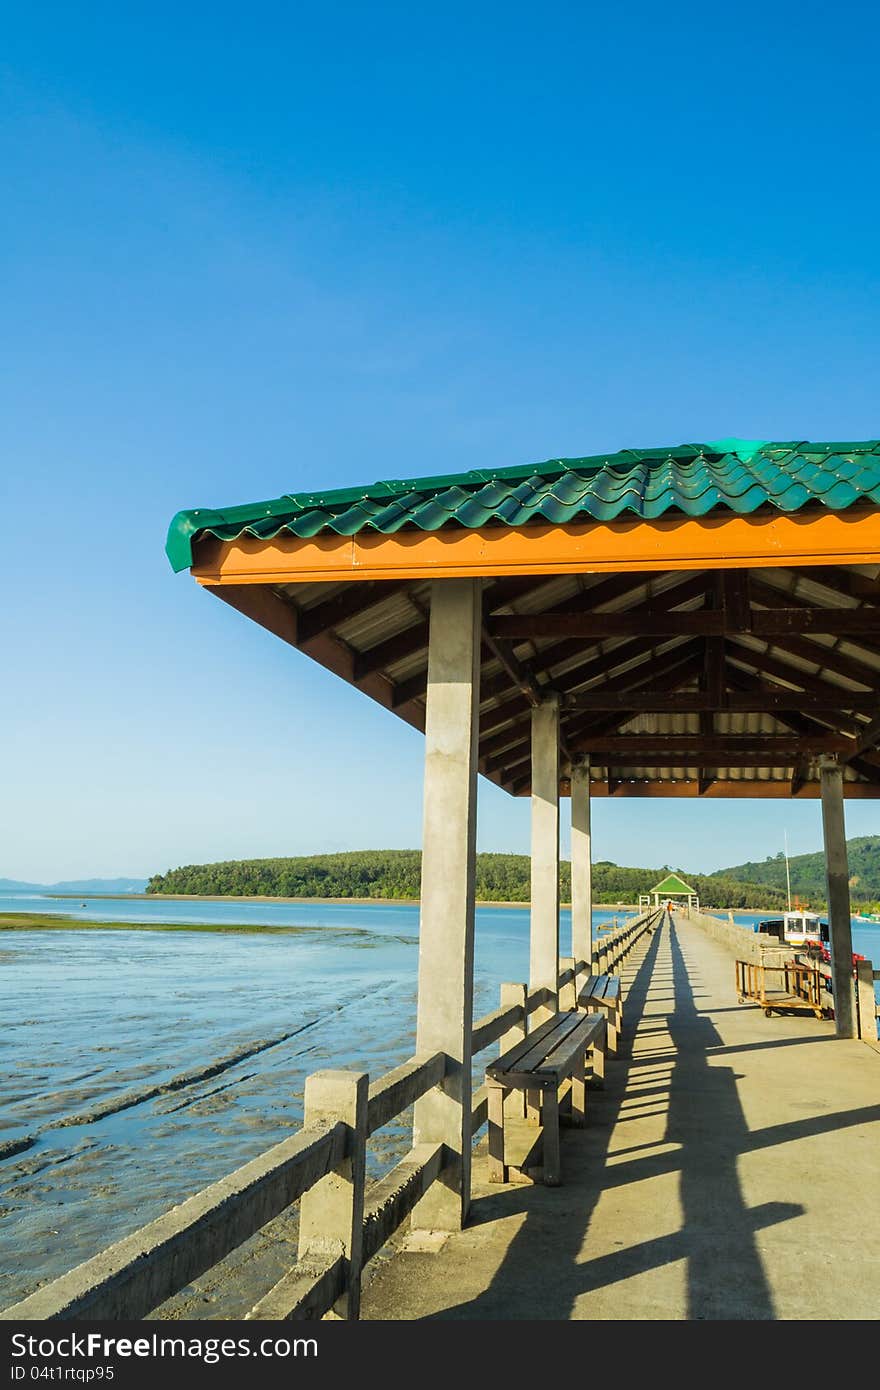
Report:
362,918,880,1320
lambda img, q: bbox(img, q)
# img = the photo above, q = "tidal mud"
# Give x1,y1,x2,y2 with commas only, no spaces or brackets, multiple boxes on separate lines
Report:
0,905,632,1313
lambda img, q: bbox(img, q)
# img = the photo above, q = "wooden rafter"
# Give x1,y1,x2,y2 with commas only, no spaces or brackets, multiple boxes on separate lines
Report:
294,580,410,644
482,649,703,778
561,690,878,713
562,735,850,757
488,607,880,640
726,640,873,703
487,650,705,779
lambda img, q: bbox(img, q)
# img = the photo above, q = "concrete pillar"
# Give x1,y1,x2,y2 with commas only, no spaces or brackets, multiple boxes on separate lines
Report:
412,578,481,1230
819,758,857,1039
571,756,592,969
298,1070,368,1319
530,695,560,1020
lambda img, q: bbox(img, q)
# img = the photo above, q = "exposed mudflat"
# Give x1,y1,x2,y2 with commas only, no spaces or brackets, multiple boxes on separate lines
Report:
3,902,584,1312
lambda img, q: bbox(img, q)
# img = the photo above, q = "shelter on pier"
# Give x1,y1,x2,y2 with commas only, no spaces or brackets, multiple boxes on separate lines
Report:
167,436,880,1231
650,872,698,911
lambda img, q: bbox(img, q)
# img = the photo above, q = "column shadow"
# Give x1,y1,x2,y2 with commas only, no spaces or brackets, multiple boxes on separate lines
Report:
425,919,823,1320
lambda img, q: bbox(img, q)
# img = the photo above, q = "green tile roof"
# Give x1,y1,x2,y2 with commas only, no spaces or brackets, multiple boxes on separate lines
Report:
651,873,696,895
166,438,880,572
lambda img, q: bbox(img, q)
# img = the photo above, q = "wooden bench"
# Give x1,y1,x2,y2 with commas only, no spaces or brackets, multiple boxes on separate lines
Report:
485,1011,606,1186
577,974,622,1053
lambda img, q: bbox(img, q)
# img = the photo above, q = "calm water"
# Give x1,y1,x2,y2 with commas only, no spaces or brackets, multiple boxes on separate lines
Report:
0,892,631,1307
2,893,877,1309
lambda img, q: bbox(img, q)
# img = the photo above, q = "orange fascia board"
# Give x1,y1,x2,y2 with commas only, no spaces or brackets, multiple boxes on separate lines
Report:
191,509,880,585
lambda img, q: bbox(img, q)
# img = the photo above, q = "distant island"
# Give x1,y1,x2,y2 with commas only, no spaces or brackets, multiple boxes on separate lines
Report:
0,876,148,895
10,837,880,914
145,838,880,913
147,849,788,910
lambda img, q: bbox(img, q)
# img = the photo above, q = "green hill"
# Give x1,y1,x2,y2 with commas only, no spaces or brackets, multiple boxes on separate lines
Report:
147,850,785,909
711,835,880,909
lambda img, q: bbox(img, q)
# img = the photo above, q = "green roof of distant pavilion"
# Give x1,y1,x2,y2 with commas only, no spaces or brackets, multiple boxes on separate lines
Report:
165,438,880,571
651,873,696,895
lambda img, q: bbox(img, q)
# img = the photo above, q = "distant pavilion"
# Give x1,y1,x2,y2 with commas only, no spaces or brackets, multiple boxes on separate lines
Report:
167,437,880,1228
650,872,699,910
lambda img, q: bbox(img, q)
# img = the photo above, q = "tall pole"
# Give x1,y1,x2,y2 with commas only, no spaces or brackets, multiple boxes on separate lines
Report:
530,695,560,1022
412,578,481,1229
784,829,792,911
819,757,857,1039
571,756,592,969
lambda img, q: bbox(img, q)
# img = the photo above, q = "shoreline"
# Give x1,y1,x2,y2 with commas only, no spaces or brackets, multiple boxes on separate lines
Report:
43,891,637,911
0,913,379,934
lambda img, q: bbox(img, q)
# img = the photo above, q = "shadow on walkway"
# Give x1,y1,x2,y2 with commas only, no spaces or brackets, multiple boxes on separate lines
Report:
426,920,824,1319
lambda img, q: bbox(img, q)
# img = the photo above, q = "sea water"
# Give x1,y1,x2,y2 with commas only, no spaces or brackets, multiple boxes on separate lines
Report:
0,892,629,1306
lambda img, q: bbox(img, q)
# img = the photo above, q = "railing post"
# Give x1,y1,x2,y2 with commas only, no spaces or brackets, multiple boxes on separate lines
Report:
574,954,589,999
559,956,576,1011
500,982,527,1120
855,960,878,1042
298,1070,368,1320
500,982,528,1048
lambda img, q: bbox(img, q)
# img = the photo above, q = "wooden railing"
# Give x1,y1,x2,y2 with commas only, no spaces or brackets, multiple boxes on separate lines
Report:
800,954,879,1042
1,907,662,1324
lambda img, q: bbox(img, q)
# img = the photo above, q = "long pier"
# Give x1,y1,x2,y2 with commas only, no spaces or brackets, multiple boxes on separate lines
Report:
365,911,880,1320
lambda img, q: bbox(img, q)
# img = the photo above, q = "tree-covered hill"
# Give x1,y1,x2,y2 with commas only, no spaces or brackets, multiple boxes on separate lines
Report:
147,850,786,909
711,835,880,907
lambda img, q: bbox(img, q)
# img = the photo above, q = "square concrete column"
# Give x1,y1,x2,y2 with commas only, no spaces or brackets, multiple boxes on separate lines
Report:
819,757,857,1039
412,577,481,1230
570,755,593,970
530,695,560,1018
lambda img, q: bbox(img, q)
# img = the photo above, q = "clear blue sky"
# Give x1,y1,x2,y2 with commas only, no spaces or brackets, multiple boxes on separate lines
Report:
3,2,879,882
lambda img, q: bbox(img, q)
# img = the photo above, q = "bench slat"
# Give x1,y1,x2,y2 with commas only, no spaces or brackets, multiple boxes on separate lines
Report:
487,1012,603,1086
498,1014,605,1088
539,1015,605,1079
490,1012,584,1079
578,973,620,1008
486,1012,571,1075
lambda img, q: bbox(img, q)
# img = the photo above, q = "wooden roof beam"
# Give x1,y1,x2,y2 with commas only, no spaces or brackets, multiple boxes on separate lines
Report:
484,648,704,777
478,635,666,736
561,690,879,713
724,665,863,737
755,632,880,690
842,714,880,762
294,580,411,645
726,639,876,702
488,607,880,640
787,567,880,603
478,571,708,703
564,735,851,756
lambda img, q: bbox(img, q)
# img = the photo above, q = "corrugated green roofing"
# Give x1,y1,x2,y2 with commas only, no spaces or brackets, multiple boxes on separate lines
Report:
166,438,880,572
651,873,696,895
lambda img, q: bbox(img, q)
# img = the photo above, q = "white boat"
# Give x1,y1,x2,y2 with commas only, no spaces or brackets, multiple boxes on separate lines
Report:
757,909,827,947
781,910,826,946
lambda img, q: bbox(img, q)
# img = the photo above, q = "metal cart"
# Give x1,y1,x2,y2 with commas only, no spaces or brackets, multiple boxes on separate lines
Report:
736,959,825,1019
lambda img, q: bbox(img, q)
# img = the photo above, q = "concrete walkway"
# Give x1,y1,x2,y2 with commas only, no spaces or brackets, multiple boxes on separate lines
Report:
362,917,880,1320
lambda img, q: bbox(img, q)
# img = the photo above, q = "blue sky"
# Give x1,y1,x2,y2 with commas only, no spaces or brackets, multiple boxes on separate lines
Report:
3,2,879,881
